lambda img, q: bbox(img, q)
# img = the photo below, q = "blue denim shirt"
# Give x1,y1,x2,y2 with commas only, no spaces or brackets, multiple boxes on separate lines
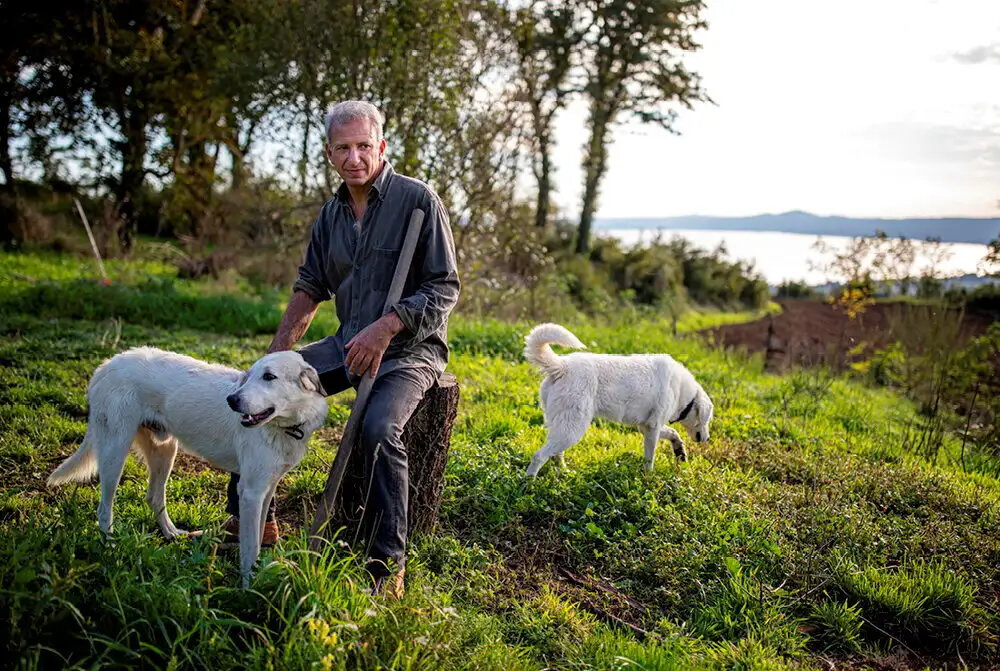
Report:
292,162,460,383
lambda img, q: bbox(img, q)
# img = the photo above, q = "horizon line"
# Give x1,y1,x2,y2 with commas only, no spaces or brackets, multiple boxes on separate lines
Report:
595,211,1000,222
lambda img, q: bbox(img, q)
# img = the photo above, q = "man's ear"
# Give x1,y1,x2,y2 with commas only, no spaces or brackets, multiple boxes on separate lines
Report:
300,366,325,395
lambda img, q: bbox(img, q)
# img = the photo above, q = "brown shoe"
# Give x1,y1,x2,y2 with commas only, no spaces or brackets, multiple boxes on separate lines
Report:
372,568,405,601
222,516,280,547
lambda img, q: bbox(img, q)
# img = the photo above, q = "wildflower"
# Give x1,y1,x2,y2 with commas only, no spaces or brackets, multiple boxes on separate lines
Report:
321,654,334,671
307,618,333,643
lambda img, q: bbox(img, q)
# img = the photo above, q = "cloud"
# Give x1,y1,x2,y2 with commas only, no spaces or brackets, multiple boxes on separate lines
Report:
953,43,1000,64
856,121,1000,173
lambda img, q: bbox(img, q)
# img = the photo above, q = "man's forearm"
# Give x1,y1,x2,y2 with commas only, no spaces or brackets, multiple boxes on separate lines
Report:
382,309,406,337
268,291,320,353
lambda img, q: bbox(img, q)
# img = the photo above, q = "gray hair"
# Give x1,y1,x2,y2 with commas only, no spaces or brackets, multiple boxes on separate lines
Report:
323,100,384,141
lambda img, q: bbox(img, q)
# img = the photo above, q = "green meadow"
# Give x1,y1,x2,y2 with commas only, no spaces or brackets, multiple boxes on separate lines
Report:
2,252,998,670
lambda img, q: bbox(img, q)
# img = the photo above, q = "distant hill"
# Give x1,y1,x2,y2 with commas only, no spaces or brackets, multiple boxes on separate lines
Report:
595,211,1000,245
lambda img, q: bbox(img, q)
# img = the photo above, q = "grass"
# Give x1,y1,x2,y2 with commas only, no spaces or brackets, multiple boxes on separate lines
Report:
2,251,999,669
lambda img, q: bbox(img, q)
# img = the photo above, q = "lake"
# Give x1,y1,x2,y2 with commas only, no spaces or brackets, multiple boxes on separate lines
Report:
598,228,992,285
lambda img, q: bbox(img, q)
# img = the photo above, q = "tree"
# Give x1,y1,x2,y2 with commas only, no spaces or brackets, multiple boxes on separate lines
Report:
983,234,1000,276
512,1,586,229
155,1,293,238
575,0,708,253
278,0,502,200
0,2,90,244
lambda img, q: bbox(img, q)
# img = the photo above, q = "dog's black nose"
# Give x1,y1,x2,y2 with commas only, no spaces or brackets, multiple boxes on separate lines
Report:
226,394,240,411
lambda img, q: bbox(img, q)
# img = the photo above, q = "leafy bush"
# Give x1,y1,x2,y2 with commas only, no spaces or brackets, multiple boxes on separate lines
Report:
775,280,819,299
946,282,1000,317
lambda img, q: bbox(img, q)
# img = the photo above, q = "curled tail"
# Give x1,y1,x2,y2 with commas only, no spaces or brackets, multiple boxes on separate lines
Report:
523,323,586,377
47,435,97,487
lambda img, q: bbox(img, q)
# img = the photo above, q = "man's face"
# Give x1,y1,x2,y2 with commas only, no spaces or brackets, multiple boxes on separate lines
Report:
324,118,386,190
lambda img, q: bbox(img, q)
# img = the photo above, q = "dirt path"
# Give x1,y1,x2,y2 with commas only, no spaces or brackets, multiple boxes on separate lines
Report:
702,300,992,371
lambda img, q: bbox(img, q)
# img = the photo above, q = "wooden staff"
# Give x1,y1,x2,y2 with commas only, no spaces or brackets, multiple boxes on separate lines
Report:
307,208,425,551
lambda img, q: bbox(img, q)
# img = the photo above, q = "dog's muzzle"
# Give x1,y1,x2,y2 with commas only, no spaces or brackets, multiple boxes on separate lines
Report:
227,394,275,427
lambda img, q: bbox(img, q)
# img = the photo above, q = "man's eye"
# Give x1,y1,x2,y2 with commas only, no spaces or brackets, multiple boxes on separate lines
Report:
262,372,277,381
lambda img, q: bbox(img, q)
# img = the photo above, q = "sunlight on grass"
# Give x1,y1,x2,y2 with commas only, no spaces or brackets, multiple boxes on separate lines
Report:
2,252,999,669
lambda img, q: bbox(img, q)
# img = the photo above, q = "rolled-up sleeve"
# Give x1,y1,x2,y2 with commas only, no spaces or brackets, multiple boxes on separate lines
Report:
390,193,460,343
292,207,334,303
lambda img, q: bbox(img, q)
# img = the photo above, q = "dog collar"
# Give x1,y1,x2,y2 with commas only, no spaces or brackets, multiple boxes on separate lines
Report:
673,397,696,423
282,424,305,440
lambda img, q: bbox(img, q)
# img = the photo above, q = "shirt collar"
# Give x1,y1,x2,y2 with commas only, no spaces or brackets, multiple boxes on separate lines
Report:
334,160,394,203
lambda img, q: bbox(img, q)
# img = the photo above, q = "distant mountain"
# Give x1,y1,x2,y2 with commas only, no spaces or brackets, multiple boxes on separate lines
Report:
595,211,1000,245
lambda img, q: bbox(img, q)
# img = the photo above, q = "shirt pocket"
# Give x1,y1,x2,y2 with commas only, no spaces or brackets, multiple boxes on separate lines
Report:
370,247,401,293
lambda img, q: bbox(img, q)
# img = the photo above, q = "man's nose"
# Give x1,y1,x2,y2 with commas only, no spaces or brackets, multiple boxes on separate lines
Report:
227,394,240,411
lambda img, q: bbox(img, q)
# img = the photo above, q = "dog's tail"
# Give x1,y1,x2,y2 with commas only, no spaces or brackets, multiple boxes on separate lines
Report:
47,435,97,487
524,323,586,377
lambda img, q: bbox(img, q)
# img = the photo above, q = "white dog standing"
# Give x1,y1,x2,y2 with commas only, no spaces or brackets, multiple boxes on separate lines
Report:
47,347,328,586
523,324,714,476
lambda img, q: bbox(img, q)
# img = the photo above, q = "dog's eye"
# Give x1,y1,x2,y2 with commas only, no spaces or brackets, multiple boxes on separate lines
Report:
262,372,277,381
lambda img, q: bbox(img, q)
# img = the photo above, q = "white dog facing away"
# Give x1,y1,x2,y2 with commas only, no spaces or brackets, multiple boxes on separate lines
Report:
47,347,329,587
523,324,714,476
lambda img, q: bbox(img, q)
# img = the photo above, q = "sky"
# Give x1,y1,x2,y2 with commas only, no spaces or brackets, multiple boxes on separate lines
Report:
552,0,1000,220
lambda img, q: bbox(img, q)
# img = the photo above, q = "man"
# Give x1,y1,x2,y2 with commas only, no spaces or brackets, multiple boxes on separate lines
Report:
223,100,460,598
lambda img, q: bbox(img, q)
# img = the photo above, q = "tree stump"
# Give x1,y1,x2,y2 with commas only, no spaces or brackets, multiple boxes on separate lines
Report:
329,373,459,541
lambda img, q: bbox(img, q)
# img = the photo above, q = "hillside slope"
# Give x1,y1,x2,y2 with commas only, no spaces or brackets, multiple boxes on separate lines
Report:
2,254,998,669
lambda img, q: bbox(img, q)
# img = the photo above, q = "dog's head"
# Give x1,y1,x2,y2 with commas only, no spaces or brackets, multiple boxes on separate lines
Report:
226,351,327,430
679,387,714,444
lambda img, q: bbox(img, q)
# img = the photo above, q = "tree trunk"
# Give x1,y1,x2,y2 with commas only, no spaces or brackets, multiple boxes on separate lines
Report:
329,373,459,539
576,106,611,254
183,139,217,238
116,105,149,251
230,148,246,191
299,105,312,196
534,131,552,229
0,88,17,247
0,90,13,189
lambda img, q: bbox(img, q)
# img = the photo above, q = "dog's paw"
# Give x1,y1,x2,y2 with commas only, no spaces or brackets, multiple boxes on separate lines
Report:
160,525,195,542
671,440,688,461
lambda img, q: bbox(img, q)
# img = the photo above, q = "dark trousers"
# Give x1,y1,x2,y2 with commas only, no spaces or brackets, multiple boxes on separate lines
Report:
226,364,433,576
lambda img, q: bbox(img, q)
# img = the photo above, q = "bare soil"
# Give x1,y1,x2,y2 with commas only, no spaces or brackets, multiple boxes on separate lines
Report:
702,300,993,371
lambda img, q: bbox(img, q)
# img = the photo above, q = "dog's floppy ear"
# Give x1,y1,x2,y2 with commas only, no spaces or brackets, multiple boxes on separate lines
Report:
299,366,325,395
237,371,249,386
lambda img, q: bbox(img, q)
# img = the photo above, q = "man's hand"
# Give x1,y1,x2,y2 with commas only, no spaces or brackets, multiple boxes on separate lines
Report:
344,311,406,378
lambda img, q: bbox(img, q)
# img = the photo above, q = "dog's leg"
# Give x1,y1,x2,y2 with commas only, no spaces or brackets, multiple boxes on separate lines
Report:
96,432,133,536
238,476,267,588
526,416,588,477
659,425,687,461
259,478,279,544
642,426,660,471
133,431,184,538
